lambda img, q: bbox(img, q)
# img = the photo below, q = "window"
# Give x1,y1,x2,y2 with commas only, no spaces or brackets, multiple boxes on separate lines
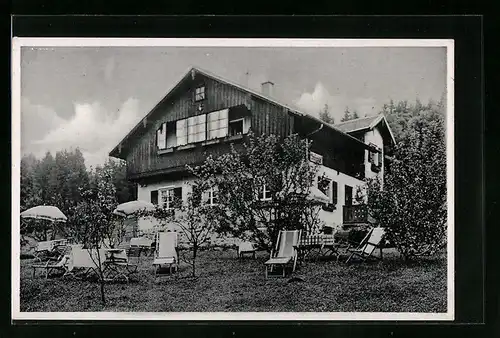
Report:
228,118,244,137
207,109,229,140
150,190,159,205
195,85,205,101
157,122,177,150
258,184,272,201
156,123,167,150
158,187,182,209
317,176,332,201
165,122,177,148
203,187,219,206
187,115,206,143
345,185,353,206
368,143,381,166
176,115,206,145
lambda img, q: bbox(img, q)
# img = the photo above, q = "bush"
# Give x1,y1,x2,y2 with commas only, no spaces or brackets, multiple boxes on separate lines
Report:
366,107,447,260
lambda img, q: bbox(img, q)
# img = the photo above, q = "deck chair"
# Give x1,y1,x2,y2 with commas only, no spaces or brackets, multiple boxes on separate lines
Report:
238,241,257,259
264,230,301,278
128,237,154,259
31,254,71,279
33,240,56,262
153,232,178,276
102,248,138,283
69,247,107,279
345,227,385,264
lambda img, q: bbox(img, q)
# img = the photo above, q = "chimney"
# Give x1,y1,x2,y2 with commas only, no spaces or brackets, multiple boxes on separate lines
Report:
261,81,274,97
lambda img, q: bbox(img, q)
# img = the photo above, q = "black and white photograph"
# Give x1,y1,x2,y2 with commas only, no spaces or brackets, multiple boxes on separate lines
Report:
11,38,454,321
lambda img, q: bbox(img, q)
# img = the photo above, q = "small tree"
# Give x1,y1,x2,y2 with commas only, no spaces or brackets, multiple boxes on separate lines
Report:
319,104,335,124
365,108,446,260
142,180,218,278
69,166,118,305
191,132,321,252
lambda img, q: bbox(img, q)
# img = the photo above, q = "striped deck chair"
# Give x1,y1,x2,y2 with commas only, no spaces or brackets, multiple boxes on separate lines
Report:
264,230,301,278
345,227,386,264
31,254,71,279
153,232,178,276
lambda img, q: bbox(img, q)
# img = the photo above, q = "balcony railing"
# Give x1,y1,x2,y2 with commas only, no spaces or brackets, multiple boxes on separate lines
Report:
343,204,368,224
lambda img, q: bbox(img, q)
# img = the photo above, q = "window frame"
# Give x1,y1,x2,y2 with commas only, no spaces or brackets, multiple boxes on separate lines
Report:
204,186,219,206
317,175,332,203
228,117,245,137
259,184,272,201
158,186,182,210
194,85,206,102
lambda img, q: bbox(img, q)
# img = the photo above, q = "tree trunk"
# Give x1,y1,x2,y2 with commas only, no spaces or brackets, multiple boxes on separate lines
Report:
192,245,197,277
95,244,106,306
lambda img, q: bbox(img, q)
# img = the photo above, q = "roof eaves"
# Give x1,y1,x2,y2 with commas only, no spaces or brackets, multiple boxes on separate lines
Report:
110,66,373,156
192,68,372,149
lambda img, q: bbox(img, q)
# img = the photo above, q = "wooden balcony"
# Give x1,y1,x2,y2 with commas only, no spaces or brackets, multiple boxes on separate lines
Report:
342,204,369,224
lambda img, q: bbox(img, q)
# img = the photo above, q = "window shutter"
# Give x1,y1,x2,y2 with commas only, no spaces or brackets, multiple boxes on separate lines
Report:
150,190,159,205
332,181,338,204
368,150,374,164
157,123,167,149
176,119,188,146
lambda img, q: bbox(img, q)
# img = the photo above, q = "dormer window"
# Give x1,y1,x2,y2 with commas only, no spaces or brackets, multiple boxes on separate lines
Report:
195,85,205,102
368,143,382,172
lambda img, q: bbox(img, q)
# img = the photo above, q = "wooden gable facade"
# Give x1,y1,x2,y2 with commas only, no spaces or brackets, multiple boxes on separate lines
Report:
110,69,296,182
109,68,371,184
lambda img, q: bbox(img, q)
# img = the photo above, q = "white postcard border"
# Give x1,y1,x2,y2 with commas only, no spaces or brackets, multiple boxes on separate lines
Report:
11,37,455,322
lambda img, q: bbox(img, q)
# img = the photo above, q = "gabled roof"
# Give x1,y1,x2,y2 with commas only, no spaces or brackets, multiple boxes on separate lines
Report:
334,114,396,145
109,67,373,158
334,115,380,133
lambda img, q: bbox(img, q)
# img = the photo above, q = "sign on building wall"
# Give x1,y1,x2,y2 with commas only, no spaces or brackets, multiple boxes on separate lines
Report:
309,151,323,165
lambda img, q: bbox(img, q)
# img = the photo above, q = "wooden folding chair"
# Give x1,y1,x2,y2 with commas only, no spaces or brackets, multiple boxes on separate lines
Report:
153,232,178,276
345,227,386,264
264,230,301,278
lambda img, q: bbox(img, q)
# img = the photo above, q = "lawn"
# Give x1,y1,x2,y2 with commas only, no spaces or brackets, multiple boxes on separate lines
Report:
19,248,447,313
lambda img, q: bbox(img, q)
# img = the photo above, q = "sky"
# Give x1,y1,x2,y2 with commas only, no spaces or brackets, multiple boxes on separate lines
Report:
19,45,447,168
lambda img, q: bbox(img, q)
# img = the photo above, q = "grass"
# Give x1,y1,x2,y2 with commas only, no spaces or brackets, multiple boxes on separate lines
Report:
19,248,447,313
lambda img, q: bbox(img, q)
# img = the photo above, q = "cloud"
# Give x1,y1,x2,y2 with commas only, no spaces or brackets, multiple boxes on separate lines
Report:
21,98,65,155
29,98,142,168
294,82,380,122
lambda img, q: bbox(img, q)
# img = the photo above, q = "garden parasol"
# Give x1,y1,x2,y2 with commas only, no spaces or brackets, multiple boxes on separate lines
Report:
20,205,67,222
112,200,155,218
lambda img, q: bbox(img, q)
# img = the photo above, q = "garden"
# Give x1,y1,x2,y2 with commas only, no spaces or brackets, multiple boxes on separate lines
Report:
18,98,448,313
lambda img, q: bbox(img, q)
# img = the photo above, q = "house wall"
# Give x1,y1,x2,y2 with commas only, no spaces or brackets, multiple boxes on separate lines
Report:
136,177,193,232
136,165,366,237
315,165,365,232
124,74,294,179
364,126,385,182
